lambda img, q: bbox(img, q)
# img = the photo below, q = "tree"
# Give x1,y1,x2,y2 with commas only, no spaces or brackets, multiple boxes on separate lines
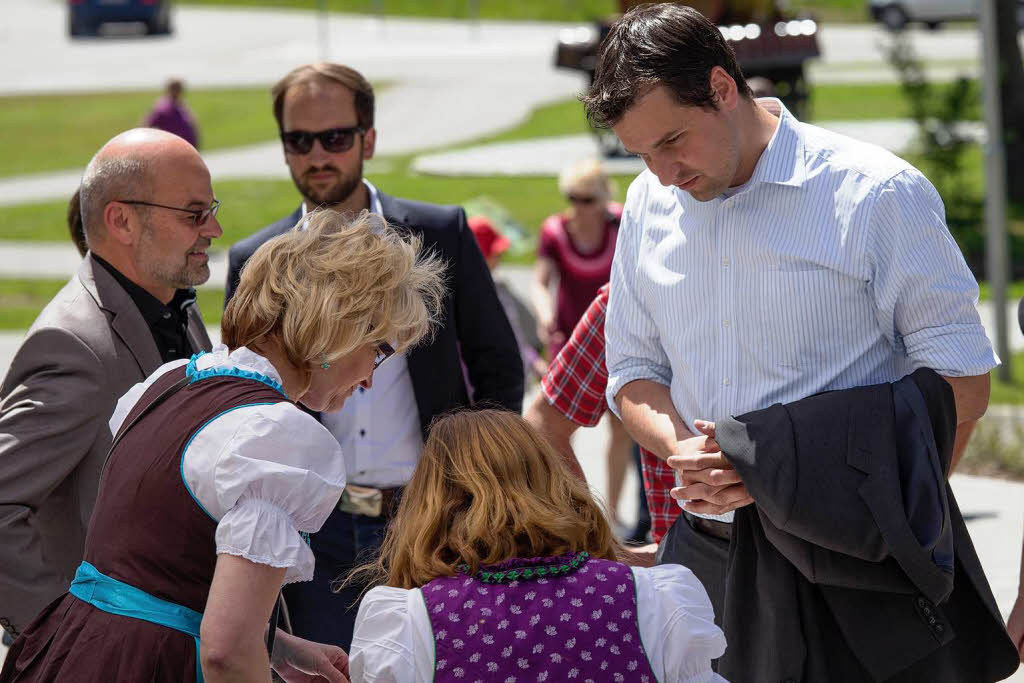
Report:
995,0,1024,202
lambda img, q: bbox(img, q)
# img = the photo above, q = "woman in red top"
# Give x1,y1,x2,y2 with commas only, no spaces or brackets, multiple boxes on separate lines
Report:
533,159,633,533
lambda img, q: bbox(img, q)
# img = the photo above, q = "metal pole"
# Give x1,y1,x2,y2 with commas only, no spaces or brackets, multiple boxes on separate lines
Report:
978,0,1011,380
317,0,329,61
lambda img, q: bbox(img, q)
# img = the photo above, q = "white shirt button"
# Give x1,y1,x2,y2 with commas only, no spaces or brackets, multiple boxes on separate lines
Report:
722,319,731,327
723,378,732,386
721,257,731,267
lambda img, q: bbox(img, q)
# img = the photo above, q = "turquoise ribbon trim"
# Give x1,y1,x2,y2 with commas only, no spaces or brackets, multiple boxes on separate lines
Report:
185,352,288,399
70,561,205,682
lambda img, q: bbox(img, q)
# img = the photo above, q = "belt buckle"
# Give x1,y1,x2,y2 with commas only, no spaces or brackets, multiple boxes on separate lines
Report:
338,485,383,517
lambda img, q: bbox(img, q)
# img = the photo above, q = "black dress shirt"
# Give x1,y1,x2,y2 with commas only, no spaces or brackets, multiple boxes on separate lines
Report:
93,256,197,363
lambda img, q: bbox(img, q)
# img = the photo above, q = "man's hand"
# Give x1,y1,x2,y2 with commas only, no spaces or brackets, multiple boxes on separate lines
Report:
667,420,754,516
272,631,350,683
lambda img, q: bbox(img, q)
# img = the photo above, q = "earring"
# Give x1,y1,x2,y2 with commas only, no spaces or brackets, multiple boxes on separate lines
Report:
320,352,330,370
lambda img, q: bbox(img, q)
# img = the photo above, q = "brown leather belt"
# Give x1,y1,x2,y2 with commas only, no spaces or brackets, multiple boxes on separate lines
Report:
682,510,733,542
337,484,402,518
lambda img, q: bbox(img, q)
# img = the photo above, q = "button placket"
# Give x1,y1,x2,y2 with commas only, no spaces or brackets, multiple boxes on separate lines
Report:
719,211,735,400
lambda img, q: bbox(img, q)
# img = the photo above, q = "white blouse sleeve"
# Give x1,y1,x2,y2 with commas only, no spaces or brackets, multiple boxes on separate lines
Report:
350,586,434,683
633,564,729,683
181,402,346,584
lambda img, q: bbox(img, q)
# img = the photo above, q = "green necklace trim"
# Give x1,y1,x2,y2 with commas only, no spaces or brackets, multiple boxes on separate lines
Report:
458,551,590,585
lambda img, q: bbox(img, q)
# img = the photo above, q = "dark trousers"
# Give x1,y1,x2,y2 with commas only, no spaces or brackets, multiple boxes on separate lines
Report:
656,511,730,627
282,507,389,651
629,444,651,544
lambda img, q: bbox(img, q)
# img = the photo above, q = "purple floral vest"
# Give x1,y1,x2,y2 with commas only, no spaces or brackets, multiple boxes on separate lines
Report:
421,552,658,683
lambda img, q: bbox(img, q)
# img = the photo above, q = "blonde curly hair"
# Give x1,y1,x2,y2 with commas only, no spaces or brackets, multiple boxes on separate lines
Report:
222,209,446,375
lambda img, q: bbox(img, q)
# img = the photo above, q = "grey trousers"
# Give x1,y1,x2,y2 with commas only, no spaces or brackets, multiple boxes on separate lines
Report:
655,512,731,627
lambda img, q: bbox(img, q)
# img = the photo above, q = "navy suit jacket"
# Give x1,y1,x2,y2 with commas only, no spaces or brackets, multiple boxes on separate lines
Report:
225,194,524,434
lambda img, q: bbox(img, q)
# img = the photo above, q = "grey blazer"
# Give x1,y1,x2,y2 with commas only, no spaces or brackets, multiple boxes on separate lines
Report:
0,255,211,635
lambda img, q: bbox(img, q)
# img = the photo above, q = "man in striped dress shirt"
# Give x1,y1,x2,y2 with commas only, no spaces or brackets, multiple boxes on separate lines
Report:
582,2,998,676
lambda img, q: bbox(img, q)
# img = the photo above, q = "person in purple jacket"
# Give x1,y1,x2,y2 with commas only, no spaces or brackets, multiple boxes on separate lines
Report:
347,409,726,683
144,79,200,149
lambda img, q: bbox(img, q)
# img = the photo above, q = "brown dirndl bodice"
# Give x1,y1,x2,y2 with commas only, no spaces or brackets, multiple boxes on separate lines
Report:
0,361,289,683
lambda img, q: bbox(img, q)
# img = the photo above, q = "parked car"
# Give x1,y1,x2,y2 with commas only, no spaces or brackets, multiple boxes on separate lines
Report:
68,0,173,37
868,0,1024,30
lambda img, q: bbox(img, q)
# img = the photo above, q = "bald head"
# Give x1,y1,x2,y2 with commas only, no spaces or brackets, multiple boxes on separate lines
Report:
79,128,206,248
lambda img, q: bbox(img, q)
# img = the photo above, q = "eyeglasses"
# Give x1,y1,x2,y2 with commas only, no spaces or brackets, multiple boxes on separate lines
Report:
374,342,395,370
117,199,221,227
281,126,365,155
567,194,599,206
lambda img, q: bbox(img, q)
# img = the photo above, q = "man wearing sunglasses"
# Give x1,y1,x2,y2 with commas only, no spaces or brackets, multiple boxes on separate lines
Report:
0,128,216,639
225,63,524,651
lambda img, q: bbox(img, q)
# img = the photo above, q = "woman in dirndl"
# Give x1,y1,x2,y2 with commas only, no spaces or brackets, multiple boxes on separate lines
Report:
0,209,444,683
348,409,727,683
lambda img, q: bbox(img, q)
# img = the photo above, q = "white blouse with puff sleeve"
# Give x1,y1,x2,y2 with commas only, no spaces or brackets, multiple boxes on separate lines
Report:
348,562,728,682
109,345,347,585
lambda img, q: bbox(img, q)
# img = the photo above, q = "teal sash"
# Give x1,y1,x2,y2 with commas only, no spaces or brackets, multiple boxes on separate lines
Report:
70,561,204,682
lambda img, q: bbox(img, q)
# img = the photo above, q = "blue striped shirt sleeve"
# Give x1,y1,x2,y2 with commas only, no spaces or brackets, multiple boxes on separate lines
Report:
868,168,998,377
606,175,673,418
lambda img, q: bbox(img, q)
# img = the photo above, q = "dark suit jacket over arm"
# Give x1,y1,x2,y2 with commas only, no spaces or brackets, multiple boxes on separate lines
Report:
712,369,1018,682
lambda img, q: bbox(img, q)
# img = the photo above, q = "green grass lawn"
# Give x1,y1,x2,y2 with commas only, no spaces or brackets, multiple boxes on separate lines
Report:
0,278,225,329
177,0,872,23
177,0,617,21
990,352,1024,405
0,80,980,182
0,87,278,178
978,281,1024,303
445,81,983,151
0,173,631,263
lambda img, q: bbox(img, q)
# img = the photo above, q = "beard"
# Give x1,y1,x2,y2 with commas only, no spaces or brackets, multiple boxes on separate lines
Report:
292,156,364,208
137,218,210,290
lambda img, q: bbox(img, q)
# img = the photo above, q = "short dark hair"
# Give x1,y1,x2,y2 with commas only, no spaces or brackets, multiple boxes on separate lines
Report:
582,3,752,128
272,63,375,132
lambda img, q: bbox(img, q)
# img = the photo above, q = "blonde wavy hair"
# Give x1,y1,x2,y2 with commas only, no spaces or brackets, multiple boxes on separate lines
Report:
557,158,616,200
223,209,445,376
348,409,622,591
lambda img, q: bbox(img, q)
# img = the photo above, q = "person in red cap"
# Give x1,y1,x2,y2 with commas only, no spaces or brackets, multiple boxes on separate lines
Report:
468,216,546,380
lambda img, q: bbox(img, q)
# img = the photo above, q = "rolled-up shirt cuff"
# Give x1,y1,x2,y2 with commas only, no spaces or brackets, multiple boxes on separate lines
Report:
902,324,999,377
605,367,671,419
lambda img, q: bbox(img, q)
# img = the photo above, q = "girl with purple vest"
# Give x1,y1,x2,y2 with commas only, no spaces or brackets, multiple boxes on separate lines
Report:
0,210,444,683
348,410,726,682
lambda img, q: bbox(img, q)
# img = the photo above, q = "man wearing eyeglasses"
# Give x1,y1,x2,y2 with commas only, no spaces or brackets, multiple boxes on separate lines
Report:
225,63,524,651
0,128,216,638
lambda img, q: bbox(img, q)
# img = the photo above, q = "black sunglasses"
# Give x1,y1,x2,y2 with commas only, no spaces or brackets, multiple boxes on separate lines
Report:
374,342,395,370
567,194,598,205
281,126,365,155
117,199,220,227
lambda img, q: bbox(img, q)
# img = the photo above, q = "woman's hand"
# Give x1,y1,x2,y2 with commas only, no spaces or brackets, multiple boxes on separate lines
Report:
272,630,350,683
